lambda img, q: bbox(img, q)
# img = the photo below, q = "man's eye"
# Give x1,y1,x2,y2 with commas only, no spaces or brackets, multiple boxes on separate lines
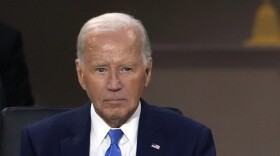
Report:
121,67,133,72
96,68,106,73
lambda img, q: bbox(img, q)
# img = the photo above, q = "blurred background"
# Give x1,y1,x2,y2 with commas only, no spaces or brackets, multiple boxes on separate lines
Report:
1,0,280,155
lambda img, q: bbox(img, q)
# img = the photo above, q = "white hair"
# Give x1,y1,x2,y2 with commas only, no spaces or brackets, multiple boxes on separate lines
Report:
76,12,152,65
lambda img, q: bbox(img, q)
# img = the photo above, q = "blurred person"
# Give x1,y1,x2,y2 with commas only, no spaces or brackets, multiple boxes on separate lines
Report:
0,22,34,110
18,13,215,156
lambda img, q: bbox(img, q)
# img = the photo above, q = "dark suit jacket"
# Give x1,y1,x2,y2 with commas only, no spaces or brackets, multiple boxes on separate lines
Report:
18,100,216,156
0,23,34,109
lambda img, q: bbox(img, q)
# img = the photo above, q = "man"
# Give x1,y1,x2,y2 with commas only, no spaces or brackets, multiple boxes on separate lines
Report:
18,13,216,156
0,23,34,110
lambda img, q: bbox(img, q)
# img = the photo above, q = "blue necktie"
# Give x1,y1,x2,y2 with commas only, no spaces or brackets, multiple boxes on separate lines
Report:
105,129,123,156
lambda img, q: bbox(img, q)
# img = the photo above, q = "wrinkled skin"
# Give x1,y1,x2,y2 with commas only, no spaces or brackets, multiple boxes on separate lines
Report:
76,28,152,128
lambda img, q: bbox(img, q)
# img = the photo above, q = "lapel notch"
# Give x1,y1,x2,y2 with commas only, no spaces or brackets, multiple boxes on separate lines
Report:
60,103,91,156
136,100,167,156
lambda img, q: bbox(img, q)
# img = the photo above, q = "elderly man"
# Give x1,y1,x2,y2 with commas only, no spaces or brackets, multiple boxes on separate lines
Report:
19,13,216,156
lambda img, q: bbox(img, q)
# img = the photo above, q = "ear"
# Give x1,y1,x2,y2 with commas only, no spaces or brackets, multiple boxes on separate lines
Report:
75,59,86,90
144,58,152,87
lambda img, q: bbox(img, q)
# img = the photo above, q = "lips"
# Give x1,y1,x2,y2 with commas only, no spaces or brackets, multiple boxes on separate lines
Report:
103,98,126,104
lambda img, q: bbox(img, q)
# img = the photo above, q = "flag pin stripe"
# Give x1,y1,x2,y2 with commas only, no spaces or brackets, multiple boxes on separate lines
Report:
151,143,160,150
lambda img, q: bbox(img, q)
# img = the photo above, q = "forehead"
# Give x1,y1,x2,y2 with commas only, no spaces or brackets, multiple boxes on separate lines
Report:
85,28,139,49
83,29,142,62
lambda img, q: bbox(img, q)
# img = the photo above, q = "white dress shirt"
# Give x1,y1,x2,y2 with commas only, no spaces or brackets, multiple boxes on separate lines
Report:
89,102,141,156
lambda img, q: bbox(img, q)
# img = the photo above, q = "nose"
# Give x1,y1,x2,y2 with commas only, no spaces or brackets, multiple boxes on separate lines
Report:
107,71,122,91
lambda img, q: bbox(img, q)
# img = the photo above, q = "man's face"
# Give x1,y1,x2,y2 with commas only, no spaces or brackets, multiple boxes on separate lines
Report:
76,29,152,127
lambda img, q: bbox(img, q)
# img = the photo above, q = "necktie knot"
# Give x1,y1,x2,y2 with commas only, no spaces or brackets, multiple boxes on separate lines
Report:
108,129,123,145
105,129,123,156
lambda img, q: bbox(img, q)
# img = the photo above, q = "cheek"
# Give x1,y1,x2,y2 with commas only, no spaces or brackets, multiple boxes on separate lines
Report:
123,74,146,92
83,75,104,97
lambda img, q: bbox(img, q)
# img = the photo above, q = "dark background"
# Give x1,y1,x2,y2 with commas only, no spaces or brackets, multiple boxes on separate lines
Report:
1,0,280,155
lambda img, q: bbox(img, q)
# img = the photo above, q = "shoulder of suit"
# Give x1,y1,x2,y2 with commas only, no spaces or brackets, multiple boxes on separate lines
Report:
146,102,209,131
26,103,90,130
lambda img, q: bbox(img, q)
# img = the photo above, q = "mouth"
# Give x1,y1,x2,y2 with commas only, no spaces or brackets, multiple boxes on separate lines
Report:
103,99,126,104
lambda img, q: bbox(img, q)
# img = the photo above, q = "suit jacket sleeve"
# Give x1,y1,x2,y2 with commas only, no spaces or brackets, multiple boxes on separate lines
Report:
18,127,36,156
194,127,216,156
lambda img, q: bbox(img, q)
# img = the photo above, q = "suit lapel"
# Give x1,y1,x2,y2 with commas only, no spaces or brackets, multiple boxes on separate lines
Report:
60,103,91,156
136,100,167,156
58,101,168,156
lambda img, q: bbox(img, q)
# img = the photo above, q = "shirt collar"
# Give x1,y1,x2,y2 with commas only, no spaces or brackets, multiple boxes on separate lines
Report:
90,101,141,148
120,102,141,147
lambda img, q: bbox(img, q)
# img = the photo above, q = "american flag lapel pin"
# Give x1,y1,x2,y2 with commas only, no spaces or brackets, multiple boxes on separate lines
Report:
151,143,160,150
